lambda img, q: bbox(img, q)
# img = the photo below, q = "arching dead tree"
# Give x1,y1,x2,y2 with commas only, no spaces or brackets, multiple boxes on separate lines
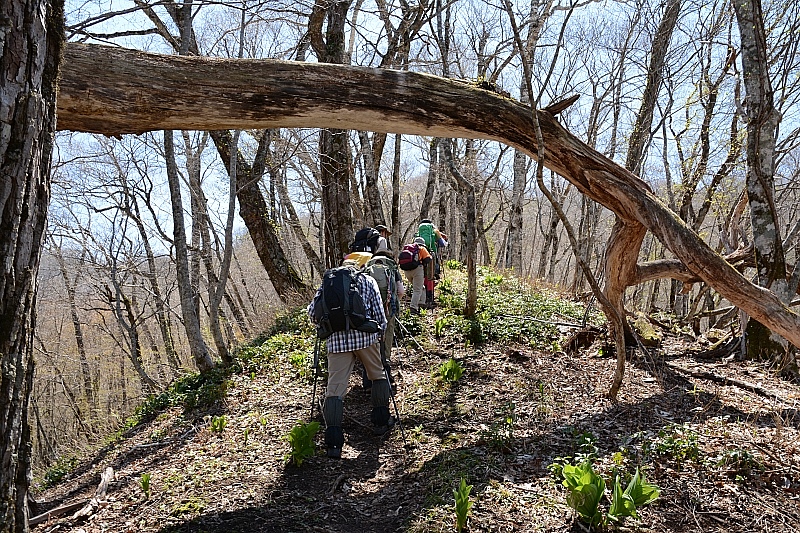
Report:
56,43,800,364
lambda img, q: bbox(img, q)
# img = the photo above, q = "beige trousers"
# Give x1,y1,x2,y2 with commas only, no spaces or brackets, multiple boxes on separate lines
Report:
325,342,386,398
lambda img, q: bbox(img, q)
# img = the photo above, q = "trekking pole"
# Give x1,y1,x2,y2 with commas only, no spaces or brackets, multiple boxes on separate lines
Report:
389,382,407,445
381,338,407,445
309,337,321,422
395,317,427,353
393,326,403,370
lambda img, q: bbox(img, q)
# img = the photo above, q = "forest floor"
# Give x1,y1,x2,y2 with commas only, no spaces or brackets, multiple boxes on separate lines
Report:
31,271,800,533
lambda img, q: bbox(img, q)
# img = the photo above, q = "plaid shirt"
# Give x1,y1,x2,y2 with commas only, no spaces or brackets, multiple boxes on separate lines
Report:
308,271,387,353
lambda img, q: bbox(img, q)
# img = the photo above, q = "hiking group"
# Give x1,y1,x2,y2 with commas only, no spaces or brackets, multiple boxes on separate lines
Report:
307,221,448,458
399,219,448,314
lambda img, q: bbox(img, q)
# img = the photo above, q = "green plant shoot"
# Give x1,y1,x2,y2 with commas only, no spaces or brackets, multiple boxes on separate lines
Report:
283,421,320,467
623,468,660,508
454,477,474,532
439,358,465,383
209,415,228,433
561,460,605,526
435,316,448,337
140,472,152,499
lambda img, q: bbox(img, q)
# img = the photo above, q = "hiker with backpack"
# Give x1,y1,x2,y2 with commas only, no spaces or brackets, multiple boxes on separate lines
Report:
362,249,405,392
417,219,448,306
345,225,390,267
308,262,394,459
375,224,392,251
344,226,381,267
398,237,433,314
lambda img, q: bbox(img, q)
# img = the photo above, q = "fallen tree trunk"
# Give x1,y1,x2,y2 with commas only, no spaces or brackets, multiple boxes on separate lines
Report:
29,466,114,526
55,43,800,350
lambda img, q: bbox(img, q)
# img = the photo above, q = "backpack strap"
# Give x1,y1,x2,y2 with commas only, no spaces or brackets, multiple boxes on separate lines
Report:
342,268,353,332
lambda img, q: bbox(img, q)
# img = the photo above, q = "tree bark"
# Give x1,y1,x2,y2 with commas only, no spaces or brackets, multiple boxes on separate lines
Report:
442,140,477,316
55,44,800,350
0,1,64,530
391,134,402,251
733,0,792,364
310,0,355,267
164,130,215,373
358,131,387,226
506,148,526,271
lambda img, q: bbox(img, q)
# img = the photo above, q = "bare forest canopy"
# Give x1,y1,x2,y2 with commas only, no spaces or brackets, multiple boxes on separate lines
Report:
56,43,800,349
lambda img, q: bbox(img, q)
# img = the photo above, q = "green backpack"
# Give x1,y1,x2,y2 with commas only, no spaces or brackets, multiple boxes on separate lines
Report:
417,221,437,253
364,256,399,316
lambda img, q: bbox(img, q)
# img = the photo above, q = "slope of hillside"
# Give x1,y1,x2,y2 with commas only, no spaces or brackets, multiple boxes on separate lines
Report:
31,268,800,532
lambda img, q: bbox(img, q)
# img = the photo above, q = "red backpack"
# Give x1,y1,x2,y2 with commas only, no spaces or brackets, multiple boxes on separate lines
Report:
398,243,421,271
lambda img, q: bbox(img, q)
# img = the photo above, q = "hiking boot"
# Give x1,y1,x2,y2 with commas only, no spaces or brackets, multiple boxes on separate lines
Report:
327,445,342,459
409,307,420,315
324,398,344,459
373,416,396,436
325,426,344,459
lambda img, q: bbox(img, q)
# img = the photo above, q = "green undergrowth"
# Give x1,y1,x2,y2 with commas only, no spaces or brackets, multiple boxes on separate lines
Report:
432,265,604,349
38,455,78,490
122,308,317,437
121,366,233,433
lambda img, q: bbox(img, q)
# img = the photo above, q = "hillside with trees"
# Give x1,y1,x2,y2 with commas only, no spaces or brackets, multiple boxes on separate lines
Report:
2,0,800,531
29,268,800,532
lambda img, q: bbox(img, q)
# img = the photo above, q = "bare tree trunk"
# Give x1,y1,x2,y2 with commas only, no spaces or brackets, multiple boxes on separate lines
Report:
185,135,205,323
102,282,159,393
419,138,439,221
0,0,63,529
359,131,387,225
310,0,355,267
207,0,244,369
319,128,354,265
164,130,214,373
117,175,180,372
181,130,230,362
266,131,324,276
232,249,258,318
625,0,681,175
502,0,553,272
51,245,98,415
442,140,477,316
350,159,366,229
538,205,560,280
505,148,526,270
36,338,91,436
210,130,308,298
572,196,600,293
391,134,402,251
734,0,793,365
207,126,239,366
